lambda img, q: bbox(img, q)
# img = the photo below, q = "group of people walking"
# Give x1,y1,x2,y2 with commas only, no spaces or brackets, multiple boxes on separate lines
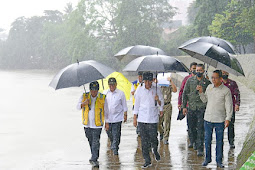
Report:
76,62,240,168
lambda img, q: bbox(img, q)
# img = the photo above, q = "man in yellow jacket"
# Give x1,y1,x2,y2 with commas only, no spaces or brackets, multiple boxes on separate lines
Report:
77,81,109,168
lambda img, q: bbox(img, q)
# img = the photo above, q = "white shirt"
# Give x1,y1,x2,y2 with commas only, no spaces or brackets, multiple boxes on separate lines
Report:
77,94,108,128
105,89,128,123
134,85,164,123
199,83,233,122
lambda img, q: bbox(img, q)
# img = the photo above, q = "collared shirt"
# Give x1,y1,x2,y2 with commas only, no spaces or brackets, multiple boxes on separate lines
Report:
199,83,233,122
105,89,128,123
223,79,240,108
178,74,192,105
134,85,164,123
182,76,211,110
77,94,108,128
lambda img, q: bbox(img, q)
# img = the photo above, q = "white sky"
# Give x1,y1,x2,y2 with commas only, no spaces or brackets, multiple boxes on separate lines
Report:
0,0,79,30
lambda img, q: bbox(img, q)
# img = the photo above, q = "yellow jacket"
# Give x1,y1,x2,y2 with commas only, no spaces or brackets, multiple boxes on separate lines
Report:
82,92,105,126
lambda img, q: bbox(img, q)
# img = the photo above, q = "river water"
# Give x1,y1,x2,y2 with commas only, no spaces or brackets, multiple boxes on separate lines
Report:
0,70,254,170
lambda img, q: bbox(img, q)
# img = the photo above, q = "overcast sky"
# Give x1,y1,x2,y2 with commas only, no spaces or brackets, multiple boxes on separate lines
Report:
0,0,79,30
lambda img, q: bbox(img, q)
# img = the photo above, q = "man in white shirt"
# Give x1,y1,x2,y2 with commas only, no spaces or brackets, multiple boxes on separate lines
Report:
133,72,164,168
105,77,128,155
198,70,233,168
77,81,109,168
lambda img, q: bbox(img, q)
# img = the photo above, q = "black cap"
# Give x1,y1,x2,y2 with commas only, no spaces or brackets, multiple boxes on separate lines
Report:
138,71,143,76
108,77,117,85
143,72,153,81
89,81,99,90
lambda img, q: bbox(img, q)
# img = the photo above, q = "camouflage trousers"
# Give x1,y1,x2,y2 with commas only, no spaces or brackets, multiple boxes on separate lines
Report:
158,104,172,140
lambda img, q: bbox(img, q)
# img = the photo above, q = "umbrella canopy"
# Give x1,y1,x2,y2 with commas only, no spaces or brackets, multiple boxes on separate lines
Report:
179,36,235,54
97,72,132,100
49,60,115,90
179,42,244,76
123,55,189,73
114,45,166,61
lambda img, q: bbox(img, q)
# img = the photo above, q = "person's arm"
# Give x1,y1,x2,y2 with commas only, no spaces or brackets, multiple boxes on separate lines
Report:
199,86,208,103
168,77,177,93
178,76,188,109
182,79,190,108
225,89,233,128
76,94,83,110
104,97,109,130
157,87,164,112
133,91,141,127
121,92,128,122
233,81,240,111
131,84,135,95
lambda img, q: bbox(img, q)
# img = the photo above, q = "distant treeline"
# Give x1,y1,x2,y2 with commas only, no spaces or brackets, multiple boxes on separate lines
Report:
0,0,254,69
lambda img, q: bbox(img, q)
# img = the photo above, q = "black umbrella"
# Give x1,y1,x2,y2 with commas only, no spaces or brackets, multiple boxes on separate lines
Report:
179,36,235,54
123,54,189,106
179,42,244,76
49,60,115,90
123,55,189,72
114,45,166,61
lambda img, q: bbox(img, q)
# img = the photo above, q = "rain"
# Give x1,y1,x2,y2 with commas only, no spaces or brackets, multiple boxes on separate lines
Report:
0,0,255,169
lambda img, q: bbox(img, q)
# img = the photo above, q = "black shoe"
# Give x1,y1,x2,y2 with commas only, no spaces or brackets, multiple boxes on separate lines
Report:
89,160,99,167
160,134,163,141
230,144,235,149
217,163,224,168
193,143,197,150
113,150,118,155
141,162,152,168
197,150,204,157
202,160,211,166
188,143,193,148
153,150,161,162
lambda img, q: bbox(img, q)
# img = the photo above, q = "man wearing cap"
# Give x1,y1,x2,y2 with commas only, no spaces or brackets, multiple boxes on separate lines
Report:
222,70,240,148
133,72,164,168
105,77,128,155
131,71,143,136
77,81,108,168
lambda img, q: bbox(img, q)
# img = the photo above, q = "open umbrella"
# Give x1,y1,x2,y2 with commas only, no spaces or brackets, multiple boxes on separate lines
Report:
49,60,115,90
123,54,189,105
123,55,189,73
114,45,166,61
179,42,244,76
97,72,132,100
179,36,236,54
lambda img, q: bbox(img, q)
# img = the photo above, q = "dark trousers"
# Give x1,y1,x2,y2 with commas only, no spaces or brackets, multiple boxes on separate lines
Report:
204,121,224,164
187,108,205,151
84,127,102,161
139,122,158,163
106,122,122,151
228,111,235,145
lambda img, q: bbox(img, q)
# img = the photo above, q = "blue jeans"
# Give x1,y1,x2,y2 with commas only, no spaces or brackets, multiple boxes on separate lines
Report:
84,127,102,161
204,121,224,164
106,122,122,151
138,122,158,163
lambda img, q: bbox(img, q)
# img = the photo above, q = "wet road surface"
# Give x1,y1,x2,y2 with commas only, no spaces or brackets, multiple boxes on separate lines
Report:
0,70,254,170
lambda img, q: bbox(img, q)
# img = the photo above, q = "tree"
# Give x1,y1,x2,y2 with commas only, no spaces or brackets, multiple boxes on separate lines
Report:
209,0,254,53
189,0,231,37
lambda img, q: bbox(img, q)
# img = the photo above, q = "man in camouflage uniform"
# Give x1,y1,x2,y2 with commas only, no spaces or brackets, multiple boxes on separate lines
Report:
182,64,211,156
158,77,177,145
